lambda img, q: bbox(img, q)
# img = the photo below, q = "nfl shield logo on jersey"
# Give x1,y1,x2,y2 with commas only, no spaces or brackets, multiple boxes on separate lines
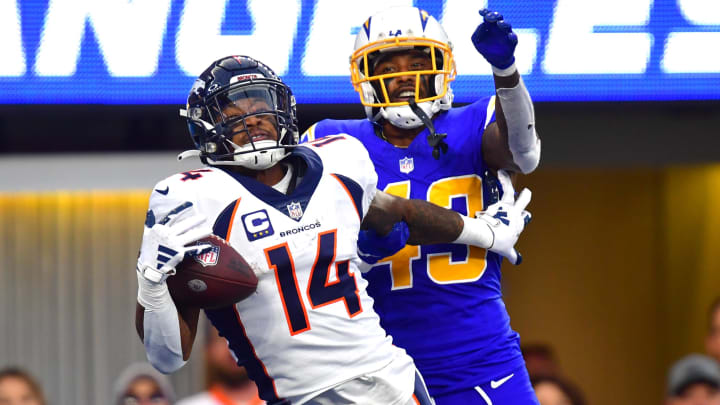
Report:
192,244,220,267
399,157,414,174
287,201,303,220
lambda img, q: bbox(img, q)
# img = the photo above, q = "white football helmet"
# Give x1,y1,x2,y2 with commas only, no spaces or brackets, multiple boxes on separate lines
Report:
350,6,456,129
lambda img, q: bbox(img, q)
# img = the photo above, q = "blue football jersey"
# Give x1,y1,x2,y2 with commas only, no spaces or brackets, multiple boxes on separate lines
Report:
302,97,526,395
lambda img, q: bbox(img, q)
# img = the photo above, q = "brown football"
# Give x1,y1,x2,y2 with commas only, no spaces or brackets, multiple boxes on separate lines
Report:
167,235,258,309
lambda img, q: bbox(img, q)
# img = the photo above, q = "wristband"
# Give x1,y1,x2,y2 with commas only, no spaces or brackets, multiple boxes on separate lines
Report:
453,215,494,249
492,62,518,77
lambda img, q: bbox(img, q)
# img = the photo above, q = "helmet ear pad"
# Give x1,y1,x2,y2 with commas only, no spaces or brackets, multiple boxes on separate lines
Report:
360,82,379,123
433,73,444,98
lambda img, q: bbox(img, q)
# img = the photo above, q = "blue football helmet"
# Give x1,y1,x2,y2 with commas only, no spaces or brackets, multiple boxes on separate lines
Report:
181,55,298,170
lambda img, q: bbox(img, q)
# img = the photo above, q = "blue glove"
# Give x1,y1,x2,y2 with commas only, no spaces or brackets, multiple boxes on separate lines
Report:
357,221,410,264
471,9,518,69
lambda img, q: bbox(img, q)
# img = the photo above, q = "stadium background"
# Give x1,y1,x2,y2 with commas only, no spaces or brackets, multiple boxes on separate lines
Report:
1,0,719,404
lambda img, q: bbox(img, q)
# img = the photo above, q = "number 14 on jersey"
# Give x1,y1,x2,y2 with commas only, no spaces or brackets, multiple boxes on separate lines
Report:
265,229,363,336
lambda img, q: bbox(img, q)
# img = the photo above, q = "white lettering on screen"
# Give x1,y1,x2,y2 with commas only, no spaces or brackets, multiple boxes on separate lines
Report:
302,0,411,76
662,0,720,73
176,0,300,76
543,0,653,74
0,0,25,76
35,0,172,77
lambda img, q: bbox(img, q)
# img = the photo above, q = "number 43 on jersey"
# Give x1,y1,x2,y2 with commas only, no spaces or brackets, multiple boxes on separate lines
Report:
382,175,490,290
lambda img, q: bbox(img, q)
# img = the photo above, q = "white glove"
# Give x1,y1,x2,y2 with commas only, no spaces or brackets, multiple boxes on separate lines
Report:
137,202,213,283
476,170,531,264
454,170,531,265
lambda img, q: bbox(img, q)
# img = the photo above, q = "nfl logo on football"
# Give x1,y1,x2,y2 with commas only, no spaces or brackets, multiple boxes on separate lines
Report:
287,201,303,220
399,157,414,174
193,244,220,267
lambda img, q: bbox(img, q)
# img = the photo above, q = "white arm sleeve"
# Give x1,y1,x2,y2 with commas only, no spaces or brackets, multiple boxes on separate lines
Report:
137,273,186,374
495,67,541,174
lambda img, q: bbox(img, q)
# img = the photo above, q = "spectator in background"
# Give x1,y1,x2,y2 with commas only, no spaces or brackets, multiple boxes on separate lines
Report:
531,375,585,405
113,362,175,405
522,343,561,378
706,298,720,363
0,367,46,405
666,354,720,405
177,326,264,405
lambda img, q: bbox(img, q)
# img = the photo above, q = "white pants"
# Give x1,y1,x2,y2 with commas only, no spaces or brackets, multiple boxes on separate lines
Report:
305,350,421,405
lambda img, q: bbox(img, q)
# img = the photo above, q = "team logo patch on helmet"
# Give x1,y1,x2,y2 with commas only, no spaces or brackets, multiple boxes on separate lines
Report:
363,18,371,38
399,157,414,174
286,202,303,220
419,9,429,30
192,244,220,267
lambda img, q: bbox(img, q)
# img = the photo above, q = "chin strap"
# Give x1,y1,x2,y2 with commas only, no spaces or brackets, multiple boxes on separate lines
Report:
408,100,448,160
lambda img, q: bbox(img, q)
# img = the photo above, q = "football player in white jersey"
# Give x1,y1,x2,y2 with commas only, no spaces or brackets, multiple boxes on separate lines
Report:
134,55,532,405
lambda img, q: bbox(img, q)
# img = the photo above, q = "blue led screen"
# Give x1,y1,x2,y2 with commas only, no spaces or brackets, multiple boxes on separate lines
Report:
1,0,718,104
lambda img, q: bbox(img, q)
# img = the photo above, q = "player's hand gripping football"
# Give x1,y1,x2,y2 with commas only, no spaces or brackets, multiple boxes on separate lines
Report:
475,170,531,265
137,202,213,283
471,9,518,70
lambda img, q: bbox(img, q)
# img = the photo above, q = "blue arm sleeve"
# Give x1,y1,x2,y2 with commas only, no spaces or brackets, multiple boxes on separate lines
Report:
357,221,410,264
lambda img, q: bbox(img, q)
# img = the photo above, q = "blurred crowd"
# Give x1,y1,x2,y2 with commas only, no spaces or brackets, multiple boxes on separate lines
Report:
4,296,720,405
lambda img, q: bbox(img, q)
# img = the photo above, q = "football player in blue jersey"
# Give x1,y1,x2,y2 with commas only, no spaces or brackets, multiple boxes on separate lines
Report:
301,6,541,405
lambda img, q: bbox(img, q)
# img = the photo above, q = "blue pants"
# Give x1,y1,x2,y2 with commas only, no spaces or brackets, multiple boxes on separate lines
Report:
431,365,539,405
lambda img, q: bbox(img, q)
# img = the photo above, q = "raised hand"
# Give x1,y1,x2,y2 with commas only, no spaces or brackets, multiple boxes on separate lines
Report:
137,202,212,283
471,9,518,69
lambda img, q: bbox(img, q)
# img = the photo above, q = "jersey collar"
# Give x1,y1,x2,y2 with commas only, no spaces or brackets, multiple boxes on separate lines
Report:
219,147,323,221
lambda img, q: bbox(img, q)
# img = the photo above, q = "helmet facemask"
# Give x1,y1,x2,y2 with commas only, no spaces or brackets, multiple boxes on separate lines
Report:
351,37,456,129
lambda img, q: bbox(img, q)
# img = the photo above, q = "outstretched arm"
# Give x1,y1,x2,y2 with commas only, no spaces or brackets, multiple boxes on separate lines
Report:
472,9,541,174
362,190,463,246
360,170,531,265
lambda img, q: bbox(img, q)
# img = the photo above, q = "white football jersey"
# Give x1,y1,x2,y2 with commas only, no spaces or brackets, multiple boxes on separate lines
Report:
145,135,413,404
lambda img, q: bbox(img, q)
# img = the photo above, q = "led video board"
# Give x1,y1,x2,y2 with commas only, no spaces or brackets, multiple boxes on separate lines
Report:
1,0,718,104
